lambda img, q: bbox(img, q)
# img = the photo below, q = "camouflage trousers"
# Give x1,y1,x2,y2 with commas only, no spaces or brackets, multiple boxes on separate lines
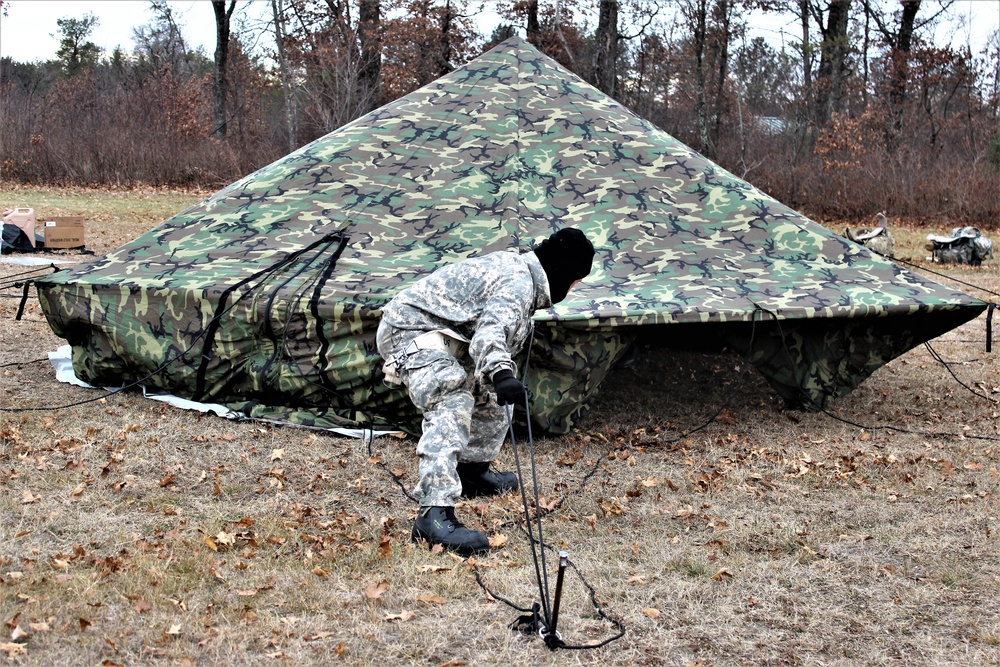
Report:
376,319,509,507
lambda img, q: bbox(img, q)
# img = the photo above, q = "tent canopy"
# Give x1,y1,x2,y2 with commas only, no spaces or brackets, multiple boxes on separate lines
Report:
36,37,986,433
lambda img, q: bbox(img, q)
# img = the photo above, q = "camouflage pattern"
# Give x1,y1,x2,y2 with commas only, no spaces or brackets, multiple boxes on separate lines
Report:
381,250,552,381
35,37,986,434
376,319,508,506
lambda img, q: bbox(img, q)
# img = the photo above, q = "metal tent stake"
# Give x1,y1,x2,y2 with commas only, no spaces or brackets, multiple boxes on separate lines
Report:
544,551,569,648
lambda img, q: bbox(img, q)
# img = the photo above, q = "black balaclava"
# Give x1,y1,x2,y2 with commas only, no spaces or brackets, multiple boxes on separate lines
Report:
533,227,596,304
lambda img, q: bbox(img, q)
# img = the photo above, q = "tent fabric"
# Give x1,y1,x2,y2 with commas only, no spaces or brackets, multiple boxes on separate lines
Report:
36,37,986,434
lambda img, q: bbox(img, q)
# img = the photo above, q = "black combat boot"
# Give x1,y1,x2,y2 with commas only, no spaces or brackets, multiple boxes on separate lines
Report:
411,506,490,557
457,461,519,498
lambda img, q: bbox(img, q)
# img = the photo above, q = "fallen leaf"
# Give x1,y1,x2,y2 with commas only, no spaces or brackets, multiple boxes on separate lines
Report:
167,624,182,635
641,607,661,619
201,535,218,552
21,490,38,504
271,449,284,461
418,565,450,573
135,599,152,613
0,642,27,658
711,568,733,580
364,580,388,599
627,575,646,584
417,593,447,605
488,533,508,548
69,482,87,497
235,589,259,597
215,531,236,547
311,566,328,577
304,631,337,641
377,538,392,560
384,610,414,622
10,625,28,642
79,618,92,631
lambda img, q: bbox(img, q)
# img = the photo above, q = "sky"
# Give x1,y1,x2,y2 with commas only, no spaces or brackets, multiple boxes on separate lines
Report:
0,0,997,65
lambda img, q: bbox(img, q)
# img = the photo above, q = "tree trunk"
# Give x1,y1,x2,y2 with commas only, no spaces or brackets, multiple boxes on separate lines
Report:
437,0,454,77
271,0,298,152
212,0,237,139
887,0,920,141
592,0,619,97
526,0,540,45
691,0,711,156
815,0,851,126
710,0,733,153
358,0,381,112
799,0,813,125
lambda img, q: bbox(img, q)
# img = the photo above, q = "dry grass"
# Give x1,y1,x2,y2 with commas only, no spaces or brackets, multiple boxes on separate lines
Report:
1,187,999,666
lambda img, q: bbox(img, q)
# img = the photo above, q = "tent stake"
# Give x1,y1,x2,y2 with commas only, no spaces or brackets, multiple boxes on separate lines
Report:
545,550,569,648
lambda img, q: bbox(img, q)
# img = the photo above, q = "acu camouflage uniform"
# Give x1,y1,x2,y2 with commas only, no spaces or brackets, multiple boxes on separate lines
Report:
376,250,552,507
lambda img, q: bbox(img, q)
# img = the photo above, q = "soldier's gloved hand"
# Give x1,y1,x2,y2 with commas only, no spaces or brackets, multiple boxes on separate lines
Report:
492,369,526,406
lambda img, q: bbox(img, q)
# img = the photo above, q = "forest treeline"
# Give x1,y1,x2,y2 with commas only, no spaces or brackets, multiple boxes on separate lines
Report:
1,0,998,223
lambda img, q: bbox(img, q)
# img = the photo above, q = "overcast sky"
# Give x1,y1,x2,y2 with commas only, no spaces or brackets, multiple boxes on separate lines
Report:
0,0,996,65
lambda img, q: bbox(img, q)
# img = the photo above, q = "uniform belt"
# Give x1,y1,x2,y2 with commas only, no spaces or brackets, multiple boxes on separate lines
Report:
382,329,469,385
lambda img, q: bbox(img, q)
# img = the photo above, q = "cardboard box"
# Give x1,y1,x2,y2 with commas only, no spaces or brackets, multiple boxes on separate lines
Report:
42,217,86,249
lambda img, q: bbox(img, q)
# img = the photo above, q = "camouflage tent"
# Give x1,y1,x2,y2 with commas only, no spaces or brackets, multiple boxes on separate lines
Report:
36,37,986,434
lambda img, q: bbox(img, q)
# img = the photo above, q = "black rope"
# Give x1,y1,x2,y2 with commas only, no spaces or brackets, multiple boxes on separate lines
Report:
820,407,1000,442
0,233,345,414
749,306,1000,442
0,358,48,369
0,264,59,285
505,405,554,623
363,428,420,504
924,341,998,403
468,323,625,650
887,253,1000,300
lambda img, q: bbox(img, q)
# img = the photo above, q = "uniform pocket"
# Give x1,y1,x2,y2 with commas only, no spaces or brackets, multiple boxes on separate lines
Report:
403,349,468,411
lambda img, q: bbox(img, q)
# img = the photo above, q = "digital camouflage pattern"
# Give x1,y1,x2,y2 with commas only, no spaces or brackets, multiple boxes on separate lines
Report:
376,319,508,506
377,249,547,504
35,37,986,434
381,250,552,381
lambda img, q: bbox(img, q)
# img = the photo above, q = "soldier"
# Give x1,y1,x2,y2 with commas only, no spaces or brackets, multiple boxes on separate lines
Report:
376,228,596,556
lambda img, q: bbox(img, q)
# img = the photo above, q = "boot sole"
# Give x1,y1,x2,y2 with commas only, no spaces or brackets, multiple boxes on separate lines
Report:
411,528,490,557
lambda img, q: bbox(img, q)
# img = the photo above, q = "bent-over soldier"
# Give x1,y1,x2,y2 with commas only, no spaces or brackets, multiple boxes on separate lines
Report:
376,227,596,555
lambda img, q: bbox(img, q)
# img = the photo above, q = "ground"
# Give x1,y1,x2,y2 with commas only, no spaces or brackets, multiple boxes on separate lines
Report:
1,187,998,666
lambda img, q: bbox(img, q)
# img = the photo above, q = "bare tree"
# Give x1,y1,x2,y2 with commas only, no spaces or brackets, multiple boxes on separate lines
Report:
132,0,193,74
812,0,852,125
592,0,620,97
680,0,713,155
526,0,540,44
865,0,934,146
357,0,381,113
272,0,299,152
212,0,238,138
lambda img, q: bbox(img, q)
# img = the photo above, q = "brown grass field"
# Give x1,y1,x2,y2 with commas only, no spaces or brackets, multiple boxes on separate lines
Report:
1,186,998,666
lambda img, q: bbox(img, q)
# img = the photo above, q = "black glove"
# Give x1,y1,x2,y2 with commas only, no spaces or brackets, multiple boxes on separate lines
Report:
492,369,526,406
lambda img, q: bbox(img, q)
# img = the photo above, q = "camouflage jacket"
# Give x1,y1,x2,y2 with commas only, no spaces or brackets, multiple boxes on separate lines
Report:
380,250,552,381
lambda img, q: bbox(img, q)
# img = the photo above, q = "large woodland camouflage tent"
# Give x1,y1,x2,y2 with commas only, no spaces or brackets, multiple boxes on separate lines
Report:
36,37,986,434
